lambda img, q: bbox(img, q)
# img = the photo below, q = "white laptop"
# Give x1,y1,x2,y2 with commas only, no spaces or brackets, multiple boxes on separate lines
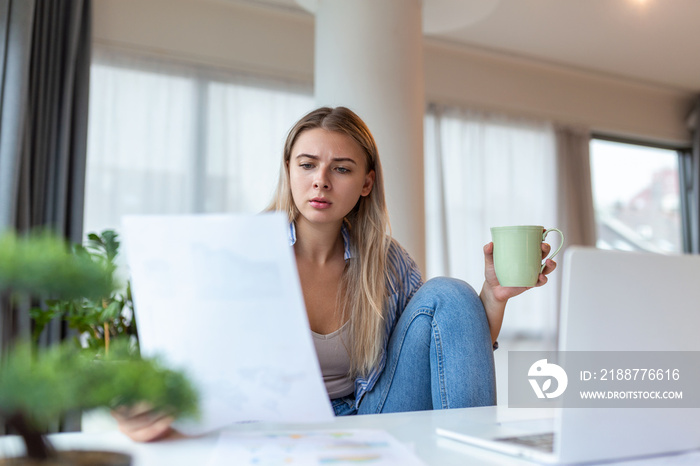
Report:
436,247,700,464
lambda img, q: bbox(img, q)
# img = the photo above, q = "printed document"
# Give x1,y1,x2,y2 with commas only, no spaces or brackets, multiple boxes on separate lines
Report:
122,213,334,434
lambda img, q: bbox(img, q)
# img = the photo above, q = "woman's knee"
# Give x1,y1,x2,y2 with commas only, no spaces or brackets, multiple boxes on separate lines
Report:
418,277,482,314
409,278,489,338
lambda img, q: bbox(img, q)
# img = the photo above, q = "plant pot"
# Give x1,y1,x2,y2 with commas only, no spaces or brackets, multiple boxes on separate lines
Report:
0,450,131,466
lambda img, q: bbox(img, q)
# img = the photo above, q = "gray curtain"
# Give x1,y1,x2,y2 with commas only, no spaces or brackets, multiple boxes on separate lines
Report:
0,0,35,231
0,0,92,352
555,124,597,248
0,0,37,355
681,97,700,253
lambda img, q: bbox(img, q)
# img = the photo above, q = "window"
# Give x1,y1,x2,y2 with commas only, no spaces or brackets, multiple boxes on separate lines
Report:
590,139,683,253
84,50,315,237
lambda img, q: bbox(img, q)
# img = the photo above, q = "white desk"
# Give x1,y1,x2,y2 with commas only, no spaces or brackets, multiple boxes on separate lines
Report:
1,407,697,465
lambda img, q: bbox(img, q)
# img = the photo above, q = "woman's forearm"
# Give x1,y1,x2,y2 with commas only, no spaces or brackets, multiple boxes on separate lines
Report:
479,281,507,344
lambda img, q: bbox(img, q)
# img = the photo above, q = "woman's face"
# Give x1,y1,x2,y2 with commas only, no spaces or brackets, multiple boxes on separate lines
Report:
288,128,375,227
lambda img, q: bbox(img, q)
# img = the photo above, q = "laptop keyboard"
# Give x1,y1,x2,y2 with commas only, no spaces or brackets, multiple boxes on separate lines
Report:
495,432,555,452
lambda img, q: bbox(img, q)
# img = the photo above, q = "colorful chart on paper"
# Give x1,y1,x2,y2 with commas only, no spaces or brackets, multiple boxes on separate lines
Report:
206,429,425,466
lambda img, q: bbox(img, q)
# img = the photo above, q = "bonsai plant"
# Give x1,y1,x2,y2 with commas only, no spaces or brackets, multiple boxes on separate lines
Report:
0,341,198,465
0,230,198,464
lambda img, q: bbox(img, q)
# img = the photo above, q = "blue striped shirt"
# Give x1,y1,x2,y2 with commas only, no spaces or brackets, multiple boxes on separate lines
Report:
289,222,423,407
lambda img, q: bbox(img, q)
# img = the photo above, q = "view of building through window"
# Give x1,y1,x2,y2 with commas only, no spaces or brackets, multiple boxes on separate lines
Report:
590,139,682,253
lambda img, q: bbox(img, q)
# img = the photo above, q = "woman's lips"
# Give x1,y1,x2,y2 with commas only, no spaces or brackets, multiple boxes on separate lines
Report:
310,198,332,209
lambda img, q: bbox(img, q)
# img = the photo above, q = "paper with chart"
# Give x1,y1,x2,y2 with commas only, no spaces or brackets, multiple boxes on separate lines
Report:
206,429,426,466
121,213,334,434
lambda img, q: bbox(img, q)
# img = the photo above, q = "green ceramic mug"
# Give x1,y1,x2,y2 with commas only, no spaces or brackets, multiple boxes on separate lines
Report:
490,225,564,287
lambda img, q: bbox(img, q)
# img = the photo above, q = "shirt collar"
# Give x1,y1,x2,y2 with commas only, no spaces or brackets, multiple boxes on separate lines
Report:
288,221,352,261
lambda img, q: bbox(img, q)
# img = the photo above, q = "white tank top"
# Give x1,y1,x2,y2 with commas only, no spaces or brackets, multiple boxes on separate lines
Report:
311,321,354,399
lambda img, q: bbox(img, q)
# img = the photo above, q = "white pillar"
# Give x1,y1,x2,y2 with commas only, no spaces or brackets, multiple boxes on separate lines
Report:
311,0,426,272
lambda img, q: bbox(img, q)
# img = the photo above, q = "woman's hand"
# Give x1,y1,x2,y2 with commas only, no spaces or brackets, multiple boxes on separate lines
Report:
111,403,177,442
483,241,557,301
479,241,558,343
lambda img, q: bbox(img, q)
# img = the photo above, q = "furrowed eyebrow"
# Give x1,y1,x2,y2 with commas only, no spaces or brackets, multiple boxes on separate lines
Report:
333,158,358,165
295,154,358,165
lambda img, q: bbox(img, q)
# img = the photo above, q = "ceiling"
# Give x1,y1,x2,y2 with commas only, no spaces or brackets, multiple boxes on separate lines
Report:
238,0,700,93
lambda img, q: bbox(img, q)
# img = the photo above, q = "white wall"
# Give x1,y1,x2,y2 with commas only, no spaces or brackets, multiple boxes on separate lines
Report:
93,0,693,146
93,0,314,83
424,39,692,146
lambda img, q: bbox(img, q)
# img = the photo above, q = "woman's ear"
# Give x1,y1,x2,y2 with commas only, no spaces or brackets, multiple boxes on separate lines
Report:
361,170,375,197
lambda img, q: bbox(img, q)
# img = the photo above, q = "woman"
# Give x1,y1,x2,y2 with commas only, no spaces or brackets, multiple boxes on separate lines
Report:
115,106,556,440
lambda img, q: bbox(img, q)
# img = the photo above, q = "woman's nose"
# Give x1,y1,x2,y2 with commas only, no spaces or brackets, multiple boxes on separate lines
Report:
313,171,330,189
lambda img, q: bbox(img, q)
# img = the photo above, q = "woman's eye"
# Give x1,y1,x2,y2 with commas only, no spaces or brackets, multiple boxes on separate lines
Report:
335,167,350,174
300,163,314,169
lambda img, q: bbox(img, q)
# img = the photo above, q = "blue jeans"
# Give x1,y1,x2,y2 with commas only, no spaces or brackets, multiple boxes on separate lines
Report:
332,277,496,416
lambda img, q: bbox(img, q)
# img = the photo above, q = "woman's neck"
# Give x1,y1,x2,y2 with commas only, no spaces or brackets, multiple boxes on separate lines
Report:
294,218,344,265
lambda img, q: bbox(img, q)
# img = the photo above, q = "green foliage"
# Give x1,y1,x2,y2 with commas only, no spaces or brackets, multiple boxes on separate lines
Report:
0,228,198,459
0,341,199,431
0,230,114,300
29,230,137,354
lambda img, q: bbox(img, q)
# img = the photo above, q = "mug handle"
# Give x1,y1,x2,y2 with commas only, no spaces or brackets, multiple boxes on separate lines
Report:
540,228,564,272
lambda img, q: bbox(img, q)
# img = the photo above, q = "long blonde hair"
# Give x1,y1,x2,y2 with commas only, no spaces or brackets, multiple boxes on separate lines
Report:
267,107,392,377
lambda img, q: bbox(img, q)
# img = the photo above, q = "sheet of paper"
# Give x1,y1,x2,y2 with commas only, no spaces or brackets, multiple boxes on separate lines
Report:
121,213,334,434
206,429,426,466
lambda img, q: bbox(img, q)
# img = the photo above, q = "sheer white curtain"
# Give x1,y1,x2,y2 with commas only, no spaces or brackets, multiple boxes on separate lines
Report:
84,47,315,236
425,104,559,338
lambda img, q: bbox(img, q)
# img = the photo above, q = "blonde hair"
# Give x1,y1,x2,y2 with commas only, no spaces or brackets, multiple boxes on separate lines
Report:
267,107,392,377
